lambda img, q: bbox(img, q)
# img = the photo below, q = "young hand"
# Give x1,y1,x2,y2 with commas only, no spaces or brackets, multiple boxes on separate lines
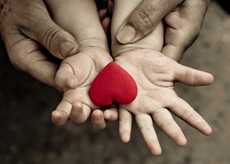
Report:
45,0,116,128
52,47,113,128
115,49,214,155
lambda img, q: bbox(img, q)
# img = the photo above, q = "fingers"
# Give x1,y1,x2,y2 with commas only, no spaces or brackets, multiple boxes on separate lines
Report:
152,108,187,146
55,62,79,90
52,99,72,126
116,0,183,44
18,2,79,59
119,109,132,143
70,102,91,124
91,110,106,129
136,114,162,155
4,32,57,87
174,63,214,86
168,97,212,135
55,53,93,90
163,0,210,61
104,108,119,121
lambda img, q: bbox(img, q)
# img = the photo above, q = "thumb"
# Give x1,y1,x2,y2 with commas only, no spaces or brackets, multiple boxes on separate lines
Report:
18,12,79,59
116,0,182,44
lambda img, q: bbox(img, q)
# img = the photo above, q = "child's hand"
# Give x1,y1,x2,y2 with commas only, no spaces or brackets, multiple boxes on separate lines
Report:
115,49,214,155
52,47,113,127
45,0,116,128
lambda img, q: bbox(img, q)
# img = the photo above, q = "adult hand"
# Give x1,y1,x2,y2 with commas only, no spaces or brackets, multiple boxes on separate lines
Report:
0,0,79,87
116,0,210,60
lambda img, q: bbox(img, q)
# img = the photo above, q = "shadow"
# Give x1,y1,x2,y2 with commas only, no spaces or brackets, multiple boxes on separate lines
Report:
215,0,230,14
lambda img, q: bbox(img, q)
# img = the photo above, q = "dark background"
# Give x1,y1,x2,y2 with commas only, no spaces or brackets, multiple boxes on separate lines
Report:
0,1,230,164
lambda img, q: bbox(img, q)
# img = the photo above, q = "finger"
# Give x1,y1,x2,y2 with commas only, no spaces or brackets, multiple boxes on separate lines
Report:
174,63,214,86
152,108,187,146
104,108,118,121
168,97,212,135
136,114,162,155
91,110,107,129
18,2,79,59
4,32,58,87
116,0,183,44
55,62,79,90
70,102,91,124
52,99,72,126
163,0,210,61
119,109,132,143
55,53,94,90
102,17,111,34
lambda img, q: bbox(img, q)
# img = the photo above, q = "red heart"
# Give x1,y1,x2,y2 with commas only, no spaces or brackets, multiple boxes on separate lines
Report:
89,62,137,106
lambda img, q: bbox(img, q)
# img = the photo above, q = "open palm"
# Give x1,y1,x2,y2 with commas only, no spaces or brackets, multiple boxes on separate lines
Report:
52,47,112,126
115,49,214,155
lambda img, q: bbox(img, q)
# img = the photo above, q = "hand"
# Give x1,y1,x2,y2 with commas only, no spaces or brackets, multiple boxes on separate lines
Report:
116,0,210,60
0,0,79,87
115,49,214,155
52,47,116,128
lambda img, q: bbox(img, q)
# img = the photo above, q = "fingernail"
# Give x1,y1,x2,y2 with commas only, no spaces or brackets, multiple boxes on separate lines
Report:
116,25,136,44
60,41,78,58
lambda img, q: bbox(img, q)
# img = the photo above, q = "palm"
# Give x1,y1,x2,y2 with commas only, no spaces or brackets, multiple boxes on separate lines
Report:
115,49,214,154
52,47,112,125
117,50,182,114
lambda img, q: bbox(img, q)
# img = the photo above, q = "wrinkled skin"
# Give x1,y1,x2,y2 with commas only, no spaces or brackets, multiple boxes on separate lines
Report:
0,0,116,127
0,0,79,87
116,0,210,60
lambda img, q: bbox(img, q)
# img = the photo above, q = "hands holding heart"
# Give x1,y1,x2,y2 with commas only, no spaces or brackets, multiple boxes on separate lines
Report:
48,0,214,155
0,0,213,155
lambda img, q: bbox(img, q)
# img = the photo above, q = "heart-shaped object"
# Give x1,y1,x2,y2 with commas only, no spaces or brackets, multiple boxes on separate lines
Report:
89,62,137,106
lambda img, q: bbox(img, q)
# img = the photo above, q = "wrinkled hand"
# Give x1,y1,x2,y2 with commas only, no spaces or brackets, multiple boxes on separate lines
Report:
0,0,79,87
116,0,210,60
115,49,214,155
51,47,117,128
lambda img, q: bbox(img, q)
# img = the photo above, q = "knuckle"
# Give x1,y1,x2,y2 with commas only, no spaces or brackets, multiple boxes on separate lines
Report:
130,5,155,34
182,108,194,120
41,26,61,51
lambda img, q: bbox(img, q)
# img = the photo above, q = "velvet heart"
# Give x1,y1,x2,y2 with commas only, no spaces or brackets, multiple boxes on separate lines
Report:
89,62,137,106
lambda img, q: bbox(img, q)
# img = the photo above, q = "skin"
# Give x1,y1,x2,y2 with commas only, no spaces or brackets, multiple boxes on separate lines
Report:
110,0,214,155
0,0,115,127
116,0,210,60
48,0,214,154
1,0,214,154
45,0,117,127
0,0,79,87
